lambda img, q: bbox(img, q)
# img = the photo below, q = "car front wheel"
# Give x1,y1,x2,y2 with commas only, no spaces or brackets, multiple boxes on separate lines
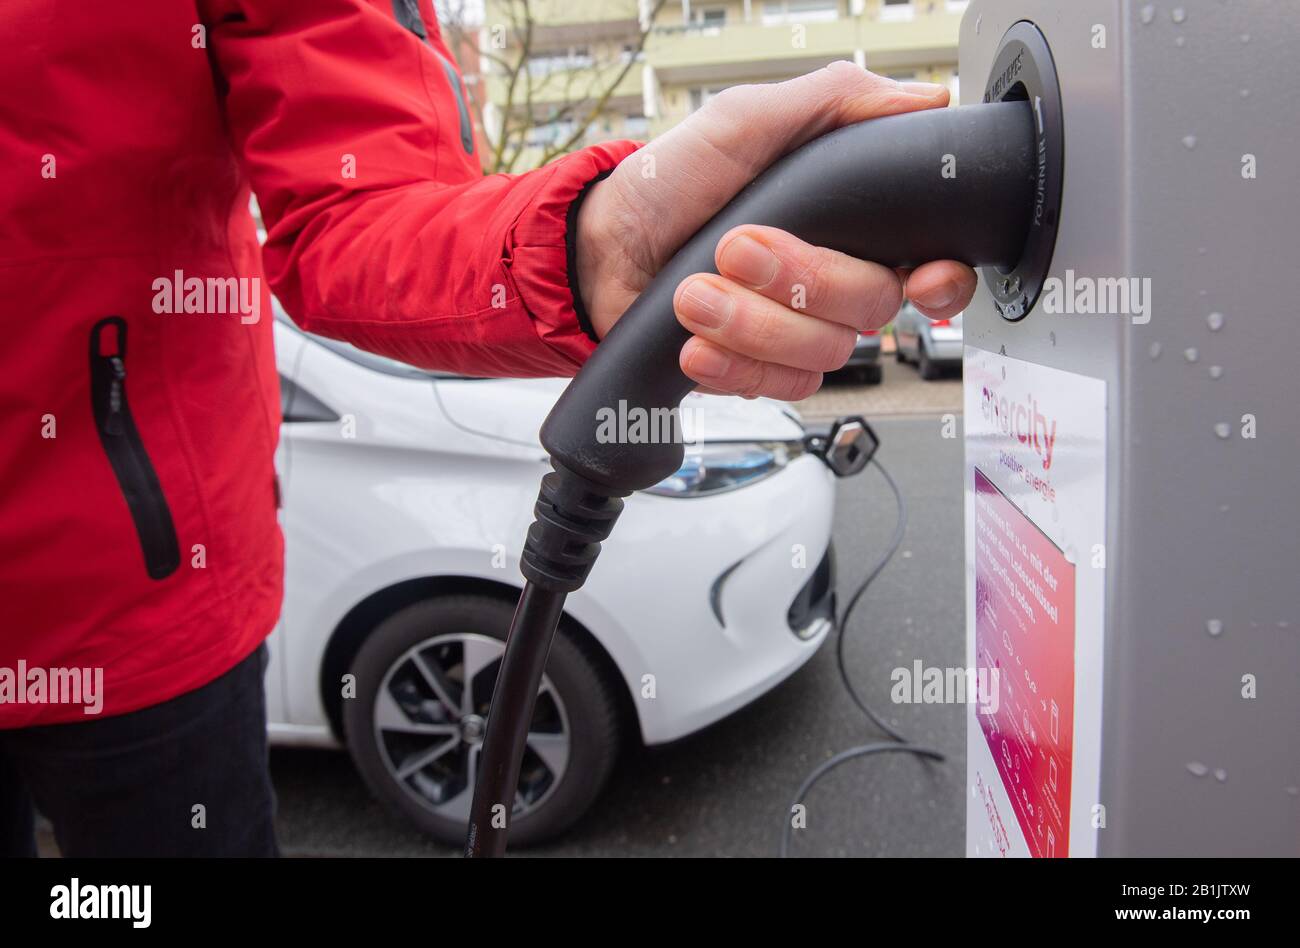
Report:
858,363,883,385
918,346,940,380
342,594,622,848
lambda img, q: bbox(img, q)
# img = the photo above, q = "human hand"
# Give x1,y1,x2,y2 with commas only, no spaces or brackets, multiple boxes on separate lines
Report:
575,62,976,399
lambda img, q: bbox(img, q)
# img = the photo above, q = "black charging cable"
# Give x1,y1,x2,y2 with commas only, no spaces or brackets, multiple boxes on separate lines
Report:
779,456,947,858
466,100,1037,857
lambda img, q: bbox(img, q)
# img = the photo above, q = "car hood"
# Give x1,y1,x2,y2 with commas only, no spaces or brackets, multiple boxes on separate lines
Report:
435,377,805,448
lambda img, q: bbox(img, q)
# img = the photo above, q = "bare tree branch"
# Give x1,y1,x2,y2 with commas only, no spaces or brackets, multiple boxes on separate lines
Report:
440,0,665,173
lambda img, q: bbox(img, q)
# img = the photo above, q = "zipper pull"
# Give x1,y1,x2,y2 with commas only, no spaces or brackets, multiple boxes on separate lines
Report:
105,356,126,436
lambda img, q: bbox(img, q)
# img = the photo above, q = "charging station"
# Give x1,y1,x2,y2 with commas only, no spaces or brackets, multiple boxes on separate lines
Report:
961,0,1299,857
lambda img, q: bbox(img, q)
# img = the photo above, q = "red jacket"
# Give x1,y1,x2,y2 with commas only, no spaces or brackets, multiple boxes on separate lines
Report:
0,0,639,726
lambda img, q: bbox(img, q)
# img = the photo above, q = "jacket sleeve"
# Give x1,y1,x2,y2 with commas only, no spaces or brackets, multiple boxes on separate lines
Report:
199,0,641,377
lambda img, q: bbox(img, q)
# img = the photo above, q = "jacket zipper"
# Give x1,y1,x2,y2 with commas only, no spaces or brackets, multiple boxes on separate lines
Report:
89,317,181,580
391,0,475,155
434,50,476,156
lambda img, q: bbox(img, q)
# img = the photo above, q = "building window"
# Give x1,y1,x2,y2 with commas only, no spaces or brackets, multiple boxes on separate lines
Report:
526,46,593,77
623,115,651,138
880,0,914,22
691,6,728,26
761,1,839,26
525,119,577,149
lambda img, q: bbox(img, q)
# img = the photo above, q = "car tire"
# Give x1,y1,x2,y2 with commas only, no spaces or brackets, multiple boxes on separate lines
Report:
895,342,907,363
342,594,622,848
918,346,940,380
858,363,883,386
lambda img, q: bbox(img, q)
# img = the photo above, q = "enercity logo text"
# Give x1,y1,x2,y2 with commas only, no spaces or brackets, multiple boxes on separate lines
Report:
980,384,1058,471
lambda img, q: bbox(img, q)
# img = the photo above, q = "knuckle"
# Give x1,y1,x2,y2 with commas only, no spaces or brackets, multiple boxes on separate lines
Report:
706,84,754,116
790,372,824,401
736,361,768,399
743,300,784,352
868,277,904,329
825,327,858,369
788,251,833,313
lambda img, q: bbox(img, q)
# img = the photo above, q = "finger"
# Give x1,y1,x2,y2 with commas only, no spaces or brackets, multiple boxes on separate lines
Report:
675,274,860,373
608,64,951,264
715,225,903,331
711,63,953,176
784,60,951,143
680,338,823,401
902,260,978,320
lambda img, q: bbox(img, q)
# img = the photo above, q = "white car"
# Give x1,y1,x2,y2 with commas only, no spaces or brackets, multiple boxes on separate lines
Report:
267,314,858,846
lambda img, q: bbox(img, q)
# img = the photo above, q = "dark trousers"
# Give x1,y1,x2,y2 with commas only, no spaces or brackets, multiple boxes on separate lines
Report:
0,643,278,857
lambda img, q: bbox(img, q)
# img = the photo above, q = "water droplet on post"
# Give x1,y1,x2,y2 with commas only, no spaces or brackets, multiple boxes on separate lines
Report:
1182,135,1198,150
1140,4,1155,25
1209,365,1224,379
1214,769,1228,783
1207,619,1224,637
1149,342,1162,360
1187,762,1209,777
1172,7,1187,23
1214,423,1231,439
1184,347,1199,363
1207,312,1225,331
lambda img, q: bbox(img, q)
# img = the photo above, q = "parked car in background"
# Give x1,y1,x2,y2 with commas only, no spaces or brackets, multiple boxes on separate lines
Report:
894,303,963,379
831,329,882,384
268,310,848,846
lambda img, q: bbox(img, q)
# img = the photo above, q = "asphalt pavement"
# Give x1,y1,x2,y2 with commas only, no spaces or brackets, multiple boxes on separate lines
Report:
269,410,969,858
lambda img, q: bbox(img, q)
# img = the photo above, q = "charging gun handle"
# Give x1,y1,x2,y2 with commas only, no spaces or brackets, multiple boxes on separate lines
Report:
539,100,1035,495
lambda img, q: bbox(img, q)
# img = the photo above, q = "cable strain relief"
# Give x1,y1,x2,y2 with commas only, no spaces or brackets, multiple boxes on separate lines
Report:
520,461,628,593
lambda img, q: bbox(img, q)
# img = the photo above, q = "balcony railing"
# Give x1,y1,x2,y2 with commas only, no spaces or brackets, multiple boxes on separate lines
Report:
645,6,963,73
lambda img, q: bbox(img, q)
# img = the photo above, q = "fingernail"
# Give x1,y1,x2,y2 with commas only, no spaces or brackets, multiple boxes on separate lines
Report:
900,81,947,97
914,284,958,309
686,344,732,380
679,279,735,330
718,234,780,288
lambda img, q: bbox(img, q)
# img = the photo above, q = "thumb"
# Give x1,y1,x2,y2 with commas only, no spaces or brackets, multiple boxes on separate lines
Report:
607,62,950,269
728,60,951,165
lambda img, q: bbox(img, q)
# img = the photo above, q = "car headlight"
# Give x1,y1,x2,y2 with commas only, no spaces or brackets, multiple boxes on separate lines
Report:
644,441,805,497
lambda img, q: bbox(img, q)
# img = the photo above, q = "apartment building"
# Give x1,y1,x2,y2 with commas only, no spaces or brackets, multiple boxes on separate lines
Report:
479,0,965,168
